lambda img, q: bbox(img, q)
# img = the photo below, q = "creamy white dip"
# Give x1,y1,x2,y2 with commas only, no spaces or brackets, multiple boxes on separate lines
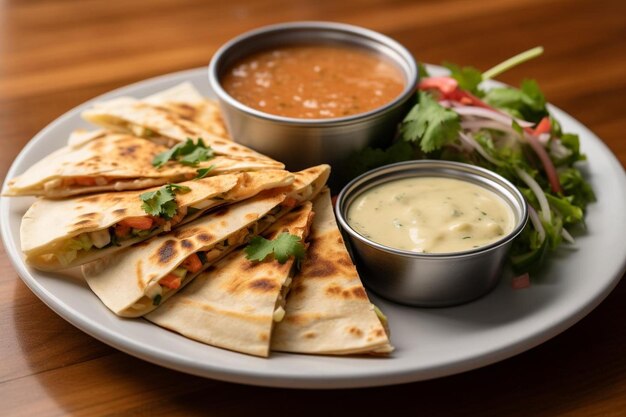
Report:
347,177,515,253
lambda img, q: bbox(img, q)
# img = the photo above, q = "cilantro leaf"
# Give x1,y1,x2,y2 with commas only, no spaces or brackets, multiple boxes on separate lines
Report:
152,148,177,169
179,146,211,166
245,233,306,264
272,233,306,263
245,236,275,263
195,165,215,179
483,79,548,123
152,138,214,168
139,184,189,219
443,62,484,96
400,92,461,153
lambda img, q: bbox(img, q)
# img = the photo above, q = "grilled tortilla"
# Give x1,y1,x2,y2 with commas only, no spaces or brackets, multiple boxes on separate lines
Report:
142,82,229,139
271,188,394,355
83,191,288,317
82,165,330,317
21,170,293,271
146,202,314,357
3,131,283,197
81,96,268,161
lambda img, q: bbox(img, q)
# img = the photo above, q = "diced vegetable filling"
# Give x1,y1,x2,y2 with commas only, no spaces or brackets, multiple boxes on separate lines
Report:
53,210,189,266
146,217,275,306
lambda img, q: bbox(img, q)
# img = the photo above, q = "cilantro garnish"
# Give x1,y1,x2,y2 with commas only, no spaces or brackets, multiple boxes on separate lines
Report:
484,79,548,123
245,233,306,264
152,138,215,168
400,92,461,153
195,165,215,179
139,184,191,219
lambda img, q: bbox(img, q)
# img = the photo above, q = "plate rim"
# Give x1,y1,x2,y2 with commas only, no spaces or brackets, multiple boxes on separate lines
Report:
2,66,625,389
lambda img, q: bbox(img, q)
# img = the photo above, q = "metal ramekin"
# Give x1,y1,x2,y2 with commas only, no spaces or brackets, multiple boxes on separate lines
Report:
208,21,418,174
335,160,529,307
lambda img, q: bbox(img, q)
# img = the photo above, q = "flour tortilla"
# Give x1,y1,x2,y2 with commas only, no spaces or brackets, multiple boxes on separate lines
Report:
278,164,329,208
271,188,393,355
21,170,293,271
3,132,283,197
83,191,288,317
81,97,270,162
146,202,314,357
143,82,229,139
82,164,330,318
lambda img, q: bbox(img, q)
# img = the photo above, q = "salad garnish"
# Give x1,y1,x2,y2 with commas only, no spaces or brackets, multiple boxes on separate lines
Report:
348,47,595,273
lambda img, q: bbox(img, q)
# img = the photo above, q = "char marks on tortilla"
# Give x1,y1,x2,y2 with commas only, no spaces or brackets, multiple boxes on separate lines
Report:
271,188,393,355
146,201,315,357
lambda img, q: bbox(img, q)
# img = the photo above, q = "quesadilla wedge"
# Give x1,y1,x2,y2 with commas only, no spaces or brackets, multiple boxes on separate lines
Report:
81,97,267,161
83,191,289,317
21,170,293,271
271,188,394,355
82,164,330,317
3,131,283,198
142,82,229,139
146,202,314,357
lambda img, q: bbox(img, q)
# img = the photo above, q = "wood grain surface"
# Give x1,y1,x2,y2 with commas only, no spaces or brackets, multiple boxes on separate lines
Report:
1,0,625,415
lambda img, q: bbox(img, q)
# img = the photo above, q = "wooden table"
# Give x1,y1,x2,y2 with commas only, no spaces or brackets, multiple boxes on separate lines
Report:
1,0,624,415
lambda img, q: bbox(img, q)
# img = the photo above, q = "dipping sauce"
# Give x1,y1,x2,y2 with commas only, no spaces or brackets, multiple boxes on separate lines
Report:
347,177,515,253
221,44,405,119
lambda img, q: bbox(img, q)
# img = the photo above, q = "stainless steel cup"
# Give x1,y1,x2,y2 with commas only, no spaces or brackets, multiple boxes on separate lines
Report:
335,160,529,307
208,21,418,176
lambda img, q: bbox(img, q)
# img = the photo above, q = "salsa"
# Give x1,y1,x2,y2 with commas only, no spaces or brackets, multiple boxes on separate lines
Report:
221,44,405,119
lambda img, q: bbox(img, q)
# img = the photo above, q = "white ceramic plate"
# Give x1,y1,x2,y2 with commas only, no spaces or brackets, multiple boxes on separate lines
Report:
2,67,625,389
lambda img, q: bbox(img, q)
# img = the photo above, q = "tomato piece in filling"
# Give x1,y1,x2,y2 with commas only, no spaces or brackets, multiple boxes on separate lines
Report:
119,216,154,230
181,253,203,273
159,274,182,290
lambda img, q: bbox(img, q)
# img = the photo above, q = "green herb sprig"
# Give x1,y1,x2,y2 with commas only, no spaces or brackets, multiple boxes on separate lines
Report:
152,138,214,168
139,184,191,219
245,233,306,264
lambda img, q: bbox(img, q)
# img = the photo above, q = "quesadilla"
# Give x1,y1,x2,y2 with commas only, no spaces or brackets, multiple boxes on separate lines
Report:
82,164,330,317
3,131,283,198
83,191,288,317
142,82,229,139
81,97,267,161
21,170,293,271
146,202,314,357
271,188,394,355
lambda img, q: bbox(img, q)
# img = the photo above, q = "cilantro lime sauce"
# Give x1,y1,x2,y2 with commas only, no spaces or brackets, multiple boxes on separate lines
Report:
347,177,515,253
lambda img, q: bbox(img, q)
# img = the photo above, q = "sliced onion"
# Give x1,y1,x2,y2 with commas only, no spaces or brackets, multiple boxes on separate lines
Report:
549,138,572,160
524,132,562,194
461,118,562,194
527,204,546,244
454,106,534,128
516,168,551,224
458,132,502,166
461,120,520,136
